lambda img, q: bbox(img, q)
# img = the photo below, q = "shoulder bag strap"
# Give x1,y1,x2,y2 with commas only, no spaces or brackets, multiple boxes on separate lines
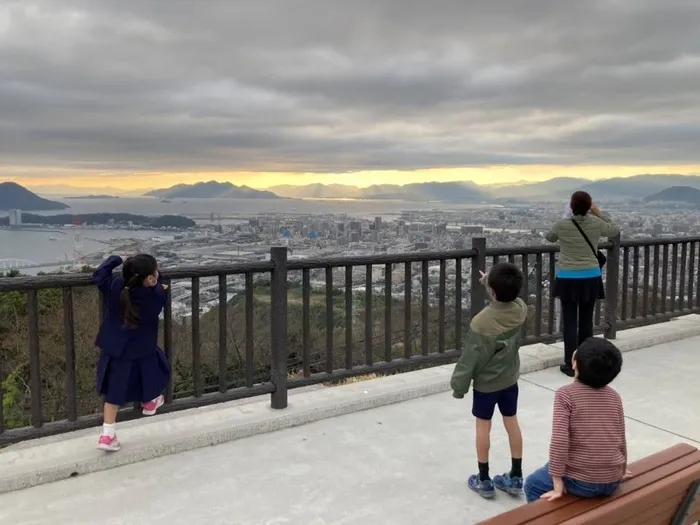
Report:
571,218,598,258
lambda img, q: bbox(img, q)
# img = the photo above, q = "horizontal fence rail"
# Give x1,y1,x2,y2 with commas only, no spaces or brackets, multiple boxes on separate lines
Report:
1,235,700,444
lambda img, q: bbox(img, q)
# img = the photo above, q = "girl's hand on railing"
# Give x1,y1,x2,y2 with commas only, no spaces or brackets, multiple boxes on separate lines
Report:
479,270,487,286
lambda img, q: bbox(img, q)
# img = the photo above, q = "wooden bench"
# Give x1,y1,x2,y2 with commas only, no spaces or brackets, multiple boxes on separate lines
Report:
479,443,700,525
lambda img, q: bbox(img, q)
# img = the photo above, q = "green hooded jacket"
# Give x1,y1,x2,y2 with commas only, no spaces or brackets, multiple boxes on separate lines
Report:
451,298,529,398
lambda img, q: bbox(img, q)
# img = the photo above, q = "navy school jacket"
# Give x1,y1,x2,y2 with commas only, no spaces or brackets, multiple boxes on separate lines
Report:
93,256,167,360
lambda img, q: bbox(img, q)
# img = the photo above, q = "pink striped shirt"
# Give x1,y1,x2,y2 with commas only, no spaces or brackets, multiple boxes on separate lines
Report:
549,380,627,483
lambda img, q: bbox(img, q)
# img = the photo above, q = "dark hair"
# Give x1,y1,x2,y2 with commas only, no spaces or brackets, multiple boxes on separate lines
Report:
574,338,622,388
487,262,523,302
570,191,592,216
120,254,158,328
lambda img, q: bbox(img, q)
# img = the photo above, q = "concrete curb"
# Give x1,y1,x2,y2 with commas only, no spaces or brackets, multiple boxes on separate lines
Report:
0,377,453,493
2,315,700,494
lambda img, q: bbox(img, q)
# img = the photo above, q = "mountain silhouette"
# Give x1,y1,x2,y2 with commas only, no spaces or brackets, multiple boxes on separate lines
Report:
146,174,700,203
270,181,488,202
145,181,279,199
0,182,69,211
644,186,700,205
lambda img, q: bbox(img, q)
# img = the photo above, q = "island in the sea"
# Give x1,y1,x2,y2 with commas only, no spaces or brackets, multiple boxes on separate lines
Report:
145,180,279,199
0,213,195,229
65,195,120,200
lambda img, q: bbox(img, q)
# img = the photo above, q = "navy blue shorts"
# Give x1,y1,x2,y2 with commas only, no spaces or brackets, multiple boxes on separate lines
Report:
472,383,519,420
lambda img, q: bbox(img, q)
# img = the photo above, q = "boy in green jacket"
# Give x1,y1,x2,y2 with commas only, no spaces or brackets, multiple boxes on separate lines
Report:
451,262,528,499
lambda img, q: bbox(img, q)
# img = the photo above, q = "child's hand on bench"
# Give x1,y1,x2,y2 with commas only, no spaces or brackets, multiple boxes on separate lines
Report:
541,477,566,501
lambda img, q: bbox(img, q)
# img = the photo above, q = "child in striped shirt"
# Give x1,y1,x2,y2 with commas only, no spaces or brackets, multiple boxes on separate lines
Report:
524,338,628,503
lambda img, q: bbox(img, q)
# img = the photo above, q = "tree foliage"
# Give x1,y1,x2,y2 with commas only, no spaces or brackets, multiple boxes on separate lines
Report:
2,267,576,432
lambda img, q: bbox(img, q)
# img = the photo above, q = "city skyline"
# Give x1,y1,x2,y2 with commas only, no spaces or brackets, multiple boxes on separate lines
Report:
1,1,699,191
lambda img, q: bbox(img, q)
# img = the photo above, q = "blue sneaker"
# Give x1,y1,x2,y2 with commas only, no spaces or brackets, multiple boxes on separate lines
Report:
493,473,523,496
468,474,496,499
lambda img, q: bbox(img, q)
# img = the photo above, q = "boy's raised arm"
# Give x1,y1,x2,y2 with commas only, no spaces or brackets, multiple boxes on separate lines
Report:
548,389,572,478
92,256,123,295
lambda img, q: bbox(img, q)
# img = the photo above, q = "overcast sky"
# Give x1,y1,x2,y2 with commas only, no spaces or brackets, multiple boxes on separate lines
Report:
1,0,700,187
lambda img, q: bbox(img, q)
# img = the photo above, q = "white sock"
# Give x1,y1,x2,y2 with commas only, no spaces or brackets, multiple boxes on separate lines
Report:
102,423,116,437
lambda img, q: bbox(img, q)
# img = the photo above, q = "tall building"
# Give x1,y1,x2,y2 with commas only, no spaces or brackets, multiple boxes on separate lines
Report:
8,209,22,227
374,216,382,231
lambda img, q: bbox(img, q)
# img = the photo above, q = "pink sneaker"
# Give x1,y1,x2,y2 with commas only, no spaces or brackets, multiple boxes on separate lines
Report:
142,394,165,416
97,434,121,452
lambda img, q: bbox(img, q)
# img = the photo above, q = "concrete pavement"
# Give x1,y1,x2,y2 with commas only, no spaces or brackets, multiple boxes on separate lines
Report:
4,314,700,495
1,329,699,524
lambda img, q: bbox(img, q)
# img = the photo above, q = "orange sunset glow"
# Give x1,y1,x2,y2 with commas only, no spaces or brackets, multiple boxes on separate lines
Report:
6,164,700,195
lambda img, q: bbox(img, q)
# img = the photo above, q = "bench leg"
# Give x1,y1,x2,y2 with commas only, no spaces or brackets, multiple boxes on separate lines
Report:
671,480,700,525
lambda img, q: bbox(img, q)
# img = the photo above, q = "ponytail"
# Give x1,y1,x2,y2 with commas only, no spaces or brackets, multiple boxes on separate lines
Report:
119,254,158,328
120,275,142,328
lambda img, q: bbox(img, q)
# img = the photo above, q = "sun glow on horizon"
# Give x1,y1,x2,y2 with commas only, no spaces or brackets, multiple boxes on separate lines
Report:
3,164,700,195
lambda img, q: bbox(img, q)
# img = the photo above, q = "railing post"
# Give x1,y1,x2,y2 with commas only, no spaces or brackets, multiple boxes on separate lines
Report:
270,246,288,409
470,237,487,318
0,382,4,435
27,289,43,428
163,279,174,403
605,234,621,339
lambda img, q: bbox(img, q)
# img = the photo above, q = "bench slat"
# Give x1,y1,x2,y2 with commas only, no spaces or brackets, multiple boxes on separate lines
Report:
477,443,698,525
618,493,686,525
561,460,700,524
532,451,700,524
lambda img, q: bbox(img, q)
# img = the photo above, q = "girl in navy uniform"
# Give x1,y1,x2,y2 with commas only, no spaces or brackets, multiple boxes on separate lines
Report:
93,254,171,451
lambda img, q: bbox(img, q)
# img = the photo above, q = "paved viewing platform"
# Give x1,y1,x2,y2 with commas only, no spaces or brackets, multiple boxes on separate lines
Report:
1,317,699,524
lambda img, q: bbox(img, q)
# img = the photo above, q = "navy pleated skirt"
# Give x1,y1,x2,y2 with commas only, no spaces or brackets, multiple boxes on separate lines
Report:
553,276,605,303
97,348,171,406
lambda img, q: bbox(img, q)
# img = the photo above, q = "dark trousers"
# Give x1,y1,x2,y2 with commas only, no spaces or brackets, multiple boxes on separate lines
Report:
560,300,596,366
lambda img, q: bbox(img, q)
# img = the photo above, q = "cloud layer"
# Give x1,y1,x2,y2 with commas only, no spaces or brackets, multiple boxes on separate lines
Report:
1,0,700,176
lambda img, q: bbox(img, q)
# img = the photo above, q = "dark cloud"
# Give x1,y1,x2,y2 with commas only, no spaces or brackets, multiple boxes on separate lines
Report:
1,0,699,175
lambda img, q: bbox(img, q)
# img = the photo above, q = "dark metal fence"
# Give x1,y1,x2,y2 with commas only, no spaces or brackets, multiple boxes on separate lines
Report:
1,235,700,445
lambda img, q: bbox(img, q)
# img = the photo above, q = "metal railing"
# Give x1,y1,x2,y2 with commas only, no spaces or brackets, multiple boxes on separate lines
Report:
1,235,699,445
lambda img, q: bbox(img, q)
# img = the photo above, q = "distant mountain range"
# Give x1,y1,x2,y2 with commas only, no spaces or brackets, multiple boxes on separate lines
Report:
644,186,700,205
65,194,119,200
0,182,69,211
269,183,365,199
24,184,128,197
269,181,489,202
269,174,700,202
489,177,589,200
487,174,700,201
144,181,278,199
579,175,700,200
6,172,693,206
